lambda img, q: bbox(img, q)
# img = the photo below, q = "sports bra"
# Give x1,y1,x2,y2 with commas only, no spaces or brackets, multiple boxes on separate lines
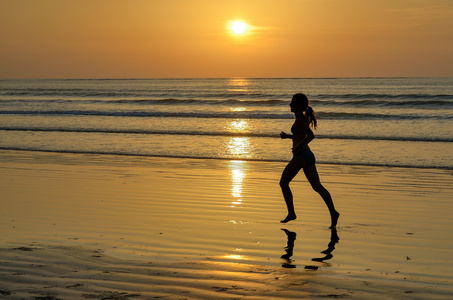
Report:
291,123,304,135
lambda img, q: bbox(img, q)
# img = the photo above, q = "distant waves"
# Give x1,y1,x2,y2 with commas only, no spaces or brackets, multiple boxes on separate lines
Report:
1,78,452,169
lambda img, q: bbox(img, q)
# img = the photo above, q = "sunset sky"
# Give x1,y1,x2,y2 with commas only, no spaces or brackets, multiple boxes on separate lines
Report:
1,0,452,78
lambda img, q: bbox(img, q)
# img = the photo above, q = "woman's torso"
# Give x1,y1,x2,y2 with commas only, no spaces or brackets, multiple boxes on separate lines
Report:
291,122,310,151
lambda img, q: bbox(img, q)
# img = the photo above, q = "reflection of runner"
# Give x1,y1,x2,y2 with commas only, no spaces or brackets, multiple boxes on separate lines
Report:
312,228,339,263
280,228,340,269
280,229,297,268
279,93,339,228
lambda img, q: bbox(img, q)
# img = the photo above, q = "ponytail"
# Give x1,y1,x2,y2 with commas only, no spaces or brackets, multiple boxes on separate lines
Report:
305,106,317,129
292,93,318,129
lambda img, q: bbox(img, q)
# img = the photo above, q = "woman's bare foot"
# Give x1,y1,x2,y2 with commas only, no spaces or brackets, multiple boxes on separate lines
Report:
281,214,297,223
330,211,340,228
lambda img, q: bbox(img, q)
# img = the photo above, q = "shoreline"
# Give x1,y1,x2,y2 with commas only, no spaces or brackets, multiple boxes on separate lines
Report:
1,148,451,170
1,150,452,299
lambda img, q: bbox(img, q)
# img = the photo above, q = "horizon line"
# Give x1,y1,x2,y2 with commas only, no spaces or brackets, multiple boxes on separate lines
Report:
1,76,452,81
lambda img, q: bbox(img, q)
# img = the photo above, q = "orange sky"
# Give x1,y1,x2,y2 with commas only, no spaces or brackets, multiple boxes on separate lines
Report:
1,0,452,78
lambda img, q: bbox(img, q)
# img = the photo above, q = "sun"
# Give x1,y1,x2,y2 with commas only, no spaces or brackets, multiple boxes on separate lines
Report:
230,21,248,35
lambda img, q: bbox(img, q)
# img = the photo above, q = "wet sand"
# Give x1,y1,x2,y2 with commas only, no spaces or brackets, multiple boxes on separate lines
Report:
1,150,452,299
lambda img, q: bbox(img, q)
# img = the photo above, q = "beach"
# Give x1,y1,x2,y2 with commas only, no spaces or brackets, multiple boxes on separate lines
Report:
1,150,452,299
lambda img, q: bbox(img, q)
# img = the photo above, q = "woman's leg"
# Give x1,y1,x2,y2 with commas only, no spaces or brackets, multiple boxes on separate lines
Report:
280,155,306,223
303,164,339,228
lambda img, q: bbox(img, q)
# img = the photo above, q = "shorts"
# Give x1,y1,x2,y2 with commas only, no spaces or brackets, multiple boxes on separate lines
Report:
296,149,316,166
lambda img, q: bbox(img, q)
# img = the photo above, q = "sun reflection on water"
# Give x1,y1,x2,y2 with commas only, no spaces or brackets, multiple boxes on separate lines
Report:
225,159,250,262
229,107,246,112
227,78,250,114
223,254,245,261
225,119,250,133
224,119,255,160
226,137,254,159
228,160,248,208
228,78,250,93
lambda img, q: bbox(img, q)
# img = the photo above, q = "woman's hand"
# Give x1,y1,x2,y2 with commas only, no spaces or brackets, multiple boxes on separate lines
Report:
280,131,289,139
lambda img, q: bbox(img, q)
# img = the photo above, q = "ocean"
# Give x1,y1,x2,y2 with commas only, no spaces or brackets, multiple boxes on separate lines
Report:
1,77,452,169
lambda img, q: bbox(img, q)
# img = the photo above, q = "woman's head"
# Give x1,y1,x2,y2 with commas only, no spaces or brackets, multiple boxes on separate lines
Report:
290,93,309,112
290,93,317,129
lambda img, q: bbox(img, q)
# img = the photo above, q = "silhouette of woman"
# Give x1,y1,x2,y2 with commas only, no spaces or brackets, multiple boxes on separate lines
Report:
279,93,339,228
